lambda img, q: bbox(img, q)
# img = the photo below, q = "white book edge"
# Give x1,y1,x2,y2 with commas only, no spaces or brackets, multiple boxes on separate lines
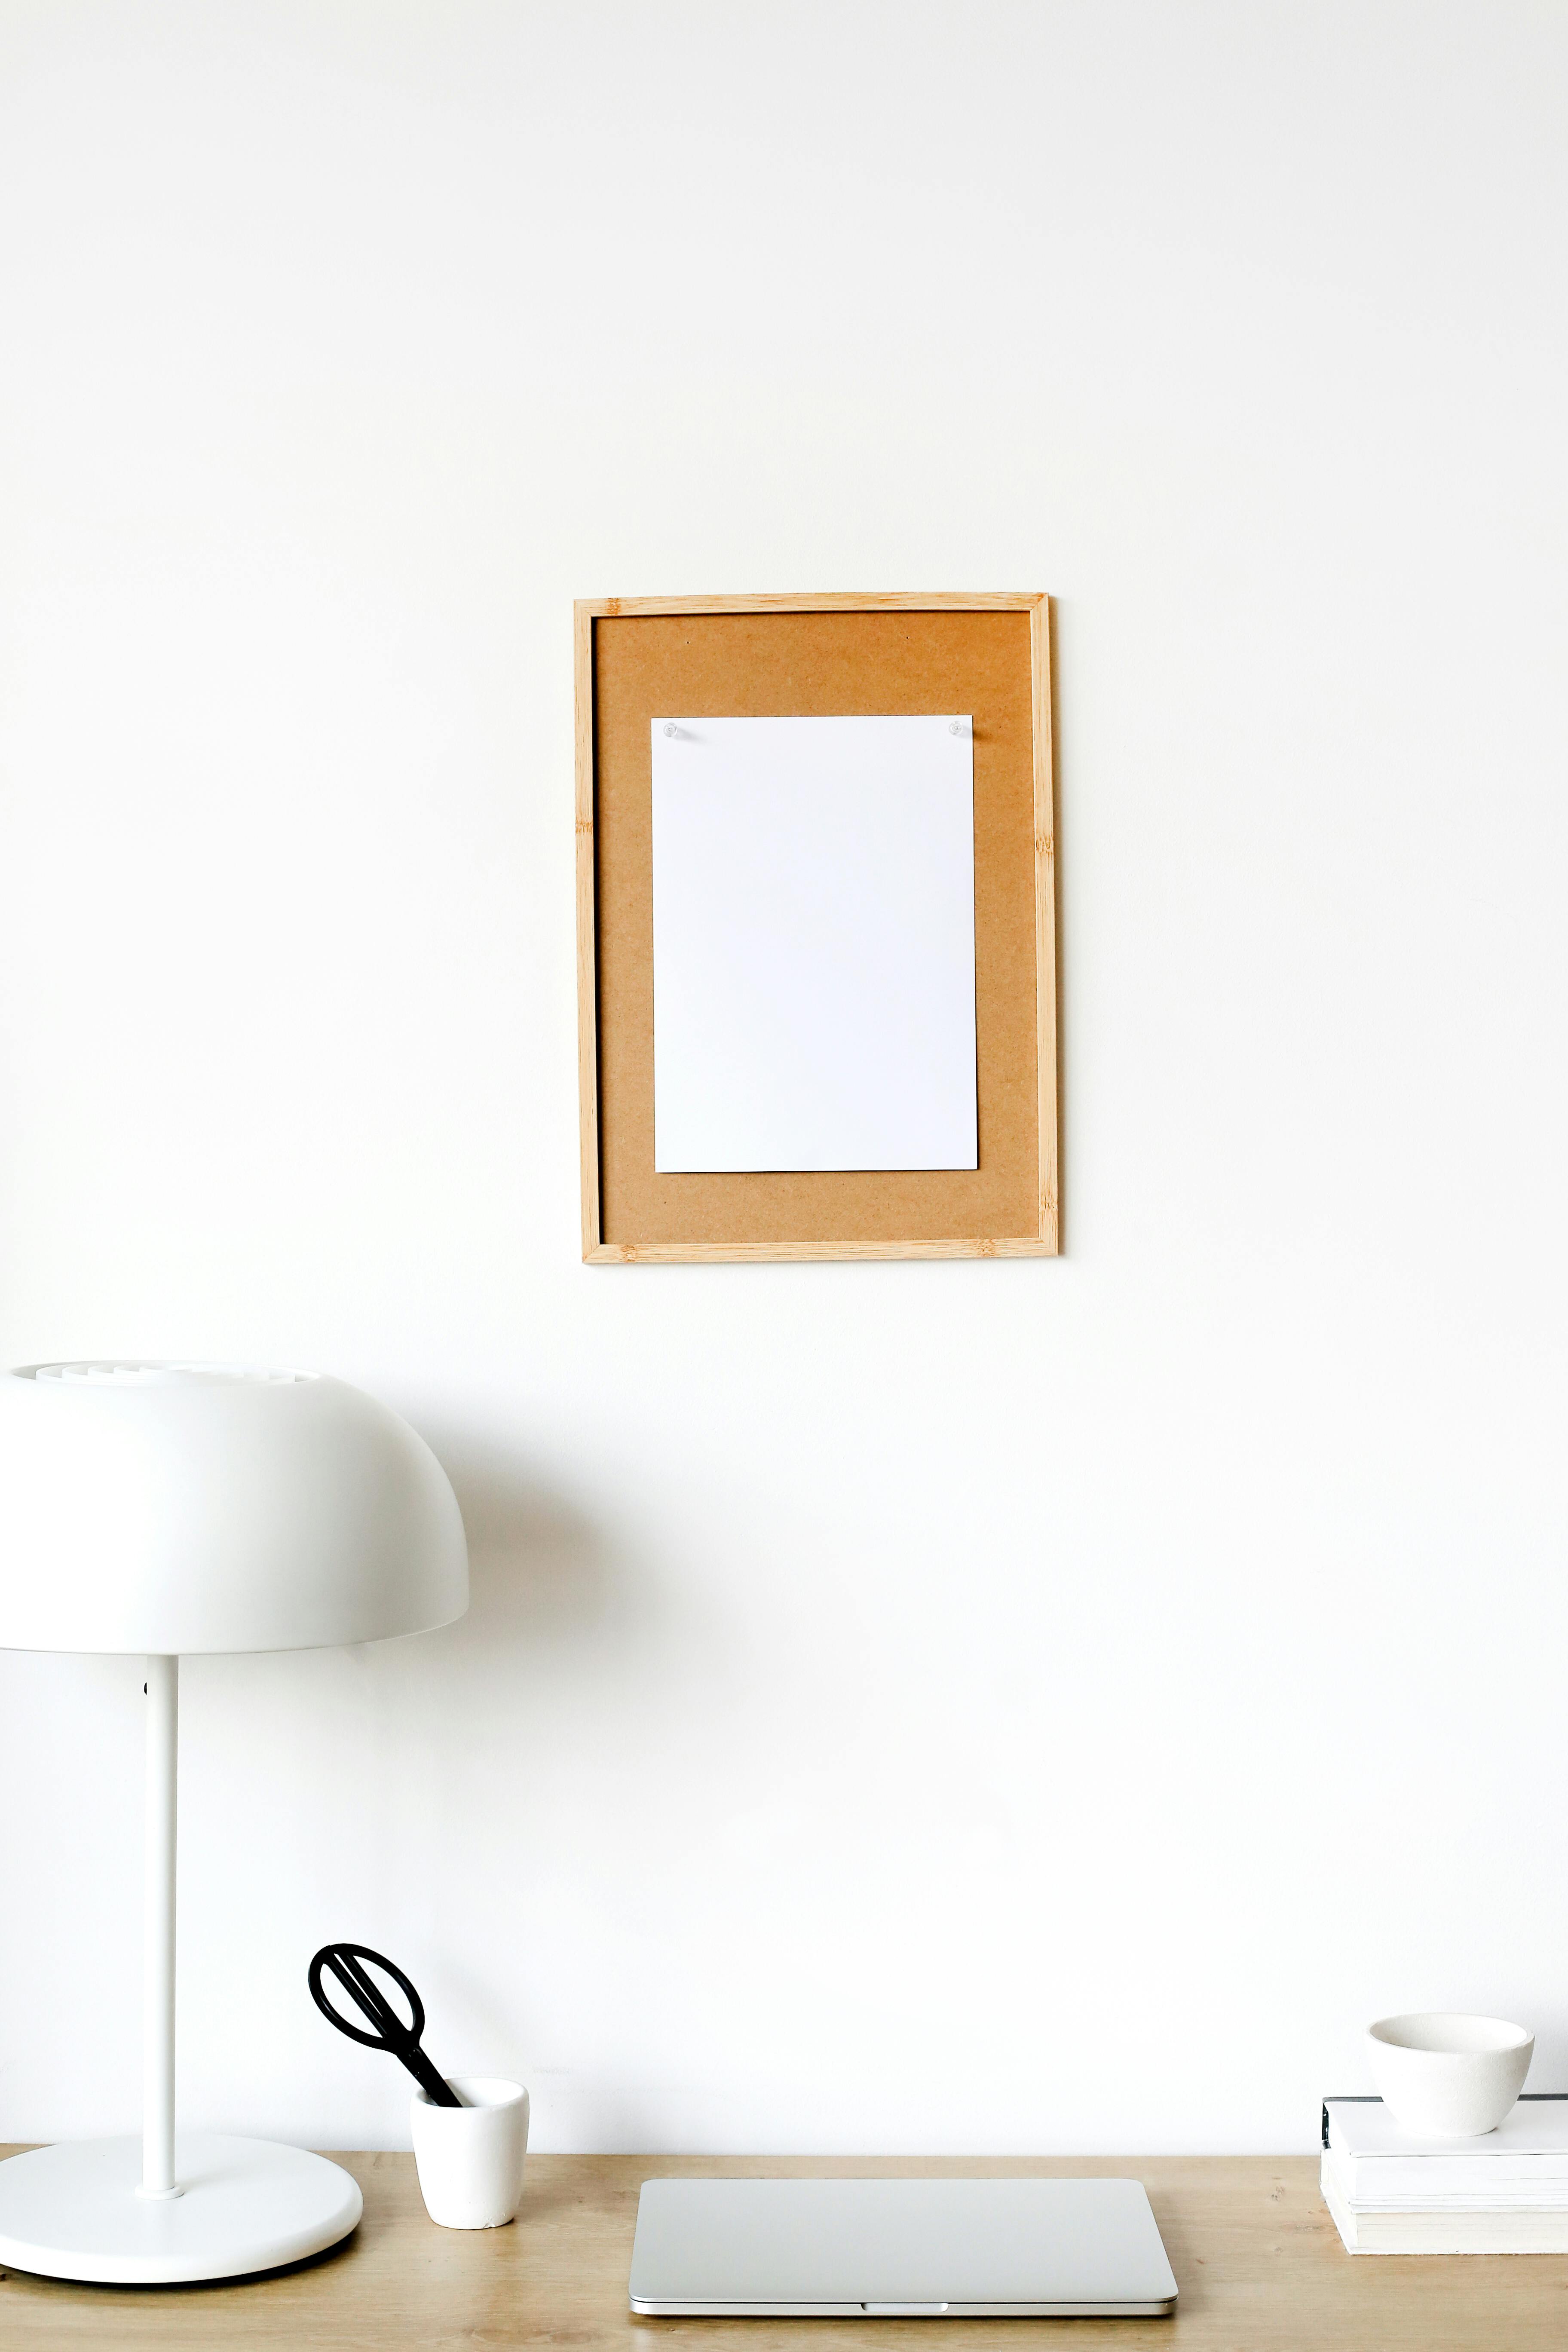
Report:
1325,2096,1568,2162
1326,2126,1568,2204
1321,2154,1568,2255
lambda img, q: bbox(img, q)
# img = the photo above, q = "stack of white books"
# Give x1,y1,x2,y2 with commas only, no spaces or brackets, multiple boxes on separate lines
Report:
1322,2095,1568,2253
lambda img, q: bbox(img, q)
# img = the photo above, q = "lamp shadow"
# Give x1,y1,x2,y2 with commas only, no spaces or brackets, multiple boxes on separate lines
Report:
416,1434,659,1667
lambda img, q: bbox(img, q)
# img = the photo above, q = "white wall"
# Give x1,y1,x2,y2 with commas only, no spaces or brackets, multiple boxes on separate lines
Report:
1,0,1566,2156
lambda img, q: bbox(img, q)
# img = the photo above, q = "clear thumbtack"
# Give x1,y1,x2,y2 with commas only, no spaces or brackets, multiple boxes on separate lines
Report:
663,723,678,738
949,720,962,735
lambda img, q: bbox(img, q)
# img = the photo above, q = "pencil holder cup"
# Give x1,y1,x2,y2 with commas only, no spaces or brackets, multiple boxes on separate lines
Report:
410,2076,529,2228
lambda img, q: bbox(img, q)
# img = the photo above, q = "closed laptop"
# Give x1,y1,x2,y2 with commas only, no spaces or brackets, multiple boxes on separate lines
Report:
629,2176,1178,2318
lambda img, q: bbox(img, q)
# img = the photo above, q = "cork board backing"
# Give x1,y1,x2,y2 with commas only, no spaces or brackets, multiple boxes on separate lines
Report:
576,596,1057,1262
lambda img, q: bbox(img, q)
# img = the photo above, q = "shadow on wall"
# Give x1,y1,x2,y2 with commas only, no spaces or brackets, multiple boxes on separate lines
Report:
1528,2024,1568,2096
416,1433,670,1674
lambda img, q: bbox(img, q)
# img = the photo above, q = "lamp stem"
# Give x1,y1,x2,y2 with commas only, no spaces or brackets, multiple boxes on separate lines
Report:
140,1655,181,2199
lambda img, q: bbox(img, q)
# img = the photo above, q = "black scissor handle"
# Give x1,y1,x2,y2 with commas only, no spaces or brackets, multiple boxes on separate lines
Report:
307,1941,461,2106
309,1942,426,2050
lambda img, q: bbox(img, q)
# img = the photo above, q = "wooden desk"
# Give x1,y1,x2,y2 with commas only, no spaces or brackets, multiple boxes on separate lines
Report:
2,2150,1565,2349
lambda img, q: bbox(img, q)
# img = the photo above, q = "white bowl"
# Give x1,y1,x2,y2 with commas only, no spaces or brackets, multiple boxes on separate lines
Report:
1367,2013,1534,2138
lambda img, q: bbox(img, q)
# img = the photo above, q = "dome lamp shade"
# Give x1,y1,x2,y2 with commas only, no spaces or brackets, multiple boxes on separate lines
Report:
0,1362,468,1653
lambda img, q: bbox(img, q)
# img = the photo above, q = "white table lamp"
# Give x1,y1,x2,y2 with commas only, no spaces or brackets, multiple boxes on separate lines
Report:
0,1362,469,2284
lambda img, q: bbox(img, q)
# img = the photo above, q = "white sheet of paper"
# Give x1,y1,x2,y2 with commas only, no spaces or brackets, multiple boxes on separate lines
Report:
651,714,978,1173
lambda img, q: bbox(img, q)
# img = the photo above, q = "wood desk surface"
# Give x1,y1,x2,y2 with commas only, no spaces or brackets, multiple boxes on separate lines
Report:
2,2150,1566,2350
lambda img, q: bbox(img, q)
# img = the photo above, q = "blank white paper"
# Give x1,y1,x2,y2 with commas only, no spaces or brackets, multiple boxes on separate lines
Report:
651,714,977,1173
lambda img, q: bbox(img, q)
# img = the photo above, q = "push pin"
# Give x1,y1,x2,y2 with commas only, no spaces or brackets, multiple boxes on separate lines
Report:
949,720,962,735
663,723,678,738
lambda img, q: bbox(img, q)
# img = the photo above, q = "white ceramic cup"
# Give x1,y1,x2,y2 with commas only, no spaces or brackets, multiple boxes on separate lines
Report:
410,2076,529,2227
1367,2013,1534,2138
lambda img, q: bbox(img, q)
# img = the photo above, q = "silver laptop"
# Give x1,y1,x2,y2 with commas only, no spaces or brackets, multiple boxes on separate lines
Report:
628,2177,1178,2318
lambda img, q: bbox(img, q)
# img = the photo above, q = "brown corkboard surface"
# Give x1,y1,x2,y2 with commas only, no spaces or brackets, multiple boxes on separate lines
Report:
591,606,1042,1251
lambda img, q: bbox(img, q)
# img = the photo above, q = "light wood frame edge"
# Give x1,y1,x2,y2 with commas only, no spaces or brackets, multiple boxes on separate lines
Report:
575,600,602,1256
583,1239,1055,1262
574,593,1058,1265
1031,597,1060,1253
576,591,1042,619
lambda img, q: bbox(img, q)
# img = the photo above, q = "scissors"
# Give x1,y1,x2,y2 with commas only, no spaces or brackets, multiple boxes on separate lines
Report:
308,1942,463,2107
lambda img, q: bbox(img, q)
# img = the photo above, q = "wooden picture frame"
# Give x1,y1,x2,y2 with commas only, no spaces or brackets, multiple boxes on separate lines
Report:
575,593,1057,1263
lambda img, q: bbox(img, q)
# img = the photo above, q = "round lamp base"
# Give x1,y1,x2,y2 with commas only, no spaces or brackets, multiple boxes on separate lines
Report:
0,2135,363,2284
